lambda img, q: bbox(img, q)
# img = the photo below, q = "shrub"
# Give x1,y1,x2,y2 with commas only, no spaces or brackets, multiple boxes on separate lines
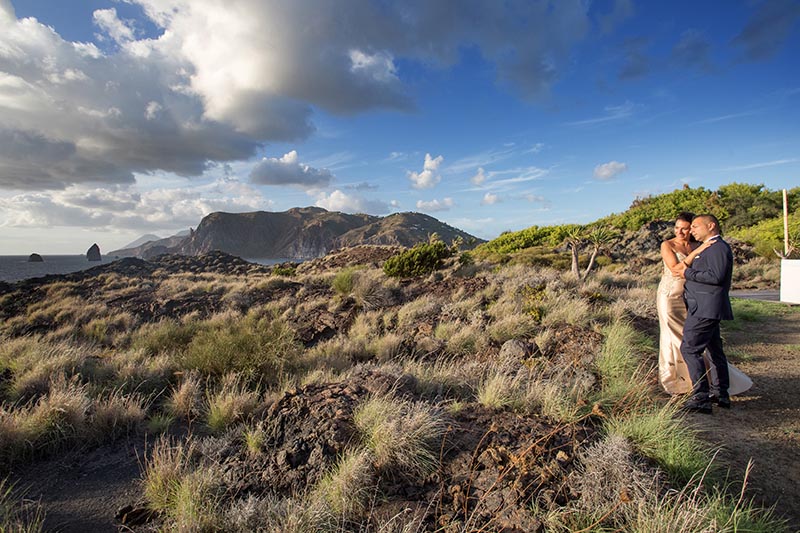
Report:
272,265,296,277
383,240,450,278
331,268,357,295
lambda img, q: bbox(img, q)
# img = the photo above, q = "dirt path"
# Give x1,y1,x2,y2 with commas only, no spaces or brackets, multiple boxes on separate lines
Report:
686,301,800,531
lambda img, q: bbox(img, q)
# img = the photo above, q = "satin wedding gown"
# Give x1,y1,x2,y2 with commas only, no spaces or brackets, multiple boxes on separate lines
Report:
657,252,752,395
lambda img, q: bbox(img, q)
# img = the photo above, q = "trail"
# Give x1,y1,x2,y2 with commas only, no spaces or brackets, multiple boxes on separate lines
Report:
687,301,800,531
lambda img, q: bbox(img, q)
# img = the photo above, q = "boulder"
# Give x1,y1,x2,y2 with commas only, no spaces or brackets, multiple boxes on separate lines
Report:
87,243,102,261
27,253,44,262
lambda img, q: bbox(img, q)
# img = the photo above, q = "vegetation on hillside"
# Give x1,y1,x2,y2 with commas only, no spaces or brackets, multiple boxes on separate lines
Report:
477,183,800,259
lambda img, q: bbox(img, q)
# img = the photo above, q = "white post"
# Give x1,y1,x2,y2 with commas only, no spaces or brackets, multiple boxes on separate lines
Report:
784,189,790,256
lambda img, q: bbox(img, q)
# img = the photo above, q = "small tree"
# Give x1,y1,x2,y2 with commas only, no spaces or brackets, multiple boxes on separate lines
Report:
564,227,584,280
583,227,616,279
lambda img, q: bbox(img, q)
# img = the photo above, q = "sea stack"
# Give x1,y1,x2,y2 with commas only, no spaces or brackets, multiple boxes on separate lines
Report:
87,243,102,261
28,253,44,262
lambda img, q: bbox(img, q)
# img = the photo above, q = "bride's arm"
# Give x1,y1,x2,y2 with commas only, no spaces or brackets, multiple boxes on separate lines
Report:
660,241,680,267
682,240,715,266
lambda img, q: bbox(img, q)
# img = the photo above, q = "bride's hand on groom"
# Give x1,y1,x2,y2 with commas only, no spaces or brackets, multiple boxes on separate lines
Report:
696,239,716,253
671,261,687,278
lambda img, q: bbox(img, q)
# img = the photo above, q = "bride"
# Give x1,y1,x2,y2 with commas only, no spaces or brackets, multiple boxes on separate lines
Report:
657,212,752,396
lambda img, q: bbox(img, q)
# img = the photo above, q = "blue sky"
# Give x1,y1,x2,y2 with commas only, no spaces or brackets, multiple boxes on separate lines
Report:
0,0,798,254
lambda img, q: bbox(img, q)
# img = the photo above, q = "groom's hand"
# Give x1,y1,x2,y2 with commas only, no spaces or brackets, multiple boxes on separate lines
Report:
671,262,687,278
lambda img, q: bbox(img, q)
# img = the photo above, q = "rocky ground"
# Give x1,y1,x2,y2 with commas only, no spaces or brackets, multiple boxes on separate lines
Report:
0,245,794,532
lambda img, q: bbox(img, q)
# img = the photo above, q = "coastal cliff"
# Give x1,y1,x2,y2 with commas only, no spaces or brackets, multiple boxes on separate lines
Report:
111,207,482,259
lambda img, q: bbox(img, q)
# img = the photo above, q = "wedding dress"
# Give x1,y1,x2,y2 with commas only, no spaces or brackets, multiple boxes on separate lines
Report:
657,252,752,395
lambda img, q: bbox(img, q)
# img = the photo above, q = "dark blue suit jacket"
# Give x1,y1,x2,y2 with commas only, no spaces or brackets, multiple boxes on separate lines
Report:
683,237,734,320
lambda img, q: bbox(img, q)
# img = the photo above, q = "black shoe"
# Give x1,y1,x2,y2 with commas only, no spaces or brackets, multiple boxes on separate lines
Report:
682,400,713,414
715,395,731,409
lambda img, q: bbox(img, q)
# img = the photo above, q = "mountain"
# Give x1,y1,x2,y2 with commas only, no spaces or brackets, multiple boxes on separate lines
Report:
110,230,191,258
120,234,162,250
110,207,483,259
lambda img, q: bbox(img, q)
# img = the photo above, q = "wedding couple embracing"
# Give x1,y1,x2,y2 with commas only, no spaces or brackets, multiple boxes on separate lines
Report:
657,212,752,414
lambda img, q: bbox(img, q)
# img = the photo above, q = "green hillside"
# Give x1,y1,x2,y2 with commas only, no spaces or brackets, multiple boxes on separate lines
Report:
478,183,800,258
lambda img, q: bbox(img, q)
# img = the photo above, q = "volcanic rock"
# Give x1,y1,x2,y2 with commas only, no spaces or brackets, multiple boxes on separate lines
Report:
87,243,102,261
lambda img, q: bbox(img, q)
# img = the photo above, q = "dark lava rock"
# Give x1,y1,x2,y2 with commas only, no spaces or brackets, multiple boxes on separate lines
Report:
28,253,44,262
87,243,102,261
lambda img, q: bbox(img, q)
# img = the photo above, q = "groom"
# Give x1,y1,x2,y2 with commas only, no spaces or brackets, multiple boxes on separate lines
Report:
672,214,734,414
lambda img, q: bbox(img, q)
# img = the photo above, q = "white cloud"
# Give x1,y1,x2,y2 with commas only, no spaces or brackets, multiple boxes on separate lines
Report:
249,150,333,189
481,192,500,205
0,180,270,232
92,8,136,44
593,161,628,180
416,197,454,212
471,167,487,186
0,1,594,191
408,153,444,189
314,189,390,214
349,49,398,83
565,101,640,126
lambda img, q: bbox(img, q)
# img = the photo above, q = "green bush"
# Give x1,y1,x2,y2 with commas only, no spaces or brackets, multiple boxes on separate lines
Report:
271,265,296,277
383,240,450,278
332,268,357,295
180,312,301,382
729,209,800,259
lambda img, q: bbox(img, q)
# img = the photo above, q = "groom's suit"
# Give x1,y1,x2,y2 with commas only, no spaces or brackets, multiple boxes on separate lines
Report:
680,235,734,401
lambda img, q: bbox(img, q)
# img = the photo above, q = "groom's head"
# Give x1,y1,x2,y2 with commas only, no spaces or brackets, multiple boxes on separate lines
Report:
691,214,721,241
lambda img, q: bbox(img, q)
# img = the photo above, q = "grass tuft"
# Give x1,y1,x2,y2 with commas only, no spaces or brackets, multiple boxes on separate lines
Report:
353,394,447,480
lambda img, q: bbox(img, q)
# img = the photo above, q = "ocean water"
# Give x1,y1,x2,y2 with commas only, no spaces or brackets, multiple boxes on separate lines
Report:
0,255,297,283
0,255,115,283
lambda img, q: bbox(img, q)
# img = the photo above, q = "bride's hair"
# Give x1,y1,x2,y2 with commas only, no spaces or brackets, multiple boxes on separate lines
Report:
676,212,697,242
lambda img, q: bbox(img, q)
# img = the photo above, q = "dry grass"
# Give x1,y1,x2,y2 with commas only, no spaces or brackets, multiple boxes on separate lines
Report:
353,394,447,480
165,371,203,420
312,447,375,519
90,389,146,441
205,374,261,434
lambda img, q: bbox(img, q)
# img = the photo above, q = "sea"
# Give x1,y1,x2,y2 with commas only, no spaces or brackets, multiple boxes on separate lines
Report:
0,255,294,284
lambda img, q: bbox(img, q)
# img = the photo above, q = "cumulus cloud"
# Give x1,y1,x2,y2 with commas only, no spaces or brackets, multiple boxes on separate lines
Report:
408,153,444,189
481,192,500,205
0,0,596,190
471,167,487,186
416,197,453,212
0,180,270,231
593,161,628,180
249,150,333,189
314,189,390,214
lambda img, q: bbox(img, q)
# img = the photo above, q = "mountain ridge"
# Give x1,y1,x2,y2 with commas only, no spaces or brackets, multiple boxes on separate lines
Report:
110,208,482,259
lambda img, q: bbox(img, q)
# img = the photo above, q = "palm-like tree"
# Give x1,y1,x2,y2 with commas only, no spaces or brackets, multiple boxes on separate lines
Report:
564,226,584,280
583,227,617,279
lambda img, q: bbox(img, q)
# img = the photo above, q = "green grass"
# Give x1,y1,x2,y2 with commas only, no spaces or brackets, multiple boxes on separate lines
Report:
0,478,44,533
726,299,798,331
604,403,710,485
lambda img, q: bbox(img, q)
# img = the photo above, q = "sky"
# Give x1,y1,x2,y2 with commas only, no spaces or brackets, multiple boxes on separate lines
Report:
0,0,798,254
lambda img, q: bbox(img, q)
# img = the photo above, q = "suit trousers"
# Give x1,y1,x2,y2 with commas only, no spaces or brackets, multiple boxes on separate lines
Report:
680,313,730,400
